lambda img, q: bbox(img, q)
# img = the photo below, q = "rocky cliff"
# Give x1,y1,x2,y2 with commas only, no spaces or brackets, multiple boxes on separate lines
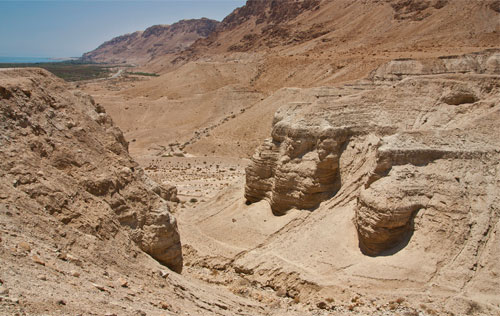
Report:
81,18,219,64
0,68,182,272
245,50,500,257
220,0,320,30
189,0,324,53
182,0,499,56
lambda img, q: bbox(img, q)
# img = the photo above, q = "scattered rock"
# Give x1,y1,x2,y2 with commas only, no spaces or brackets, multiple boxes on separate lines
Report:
135,310,147,316
158,270,169,279
172,151,185,157
118,277,128,288
32,254,46,266
17,241,31,252
0,286,9,296
57,252,68,261
160,301,170,310
316,301,328,310
37,274,47,281
66,254,83,267
92,283,106,292
275,288,286,297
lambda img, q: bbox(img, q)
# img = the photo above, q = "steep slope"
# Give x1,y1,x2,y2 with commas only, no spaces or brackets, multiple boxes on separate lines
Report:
0,67,434,316
0,68,182,272
0,68,289,316
83,59,264,160
166,0,500,64
64,1,500,315
245,51,500,213
107,0,500,160
176,50,500,316
207,0,500,87
81,18,219,64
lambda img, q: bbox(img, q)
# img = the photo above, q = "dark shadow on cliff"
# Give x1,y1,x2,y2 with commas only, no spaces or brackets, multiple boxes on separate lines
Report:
358,209,418,257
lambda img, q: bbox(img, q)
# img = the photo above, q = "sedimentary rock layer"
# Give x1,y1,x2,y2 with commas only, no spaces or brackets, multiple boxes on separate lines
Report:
0,68,183,272
245,50,500,254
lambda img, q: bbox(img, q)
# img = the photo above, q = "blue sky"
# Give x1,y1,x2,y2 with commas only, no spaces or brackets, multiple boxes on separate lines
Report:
0,0,246,57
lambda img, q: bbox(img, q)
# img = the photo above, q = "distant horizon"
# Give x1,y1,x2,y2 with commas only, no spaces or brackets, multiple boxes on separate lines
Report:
0,0,246,58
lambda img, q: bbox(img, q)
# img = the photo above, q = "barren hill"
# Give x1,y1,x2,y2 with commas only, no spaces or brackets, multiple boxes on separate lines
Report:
0,66,184,267
0,68,281,316
81,18,219,65
10,0,499,315
98,0,499,161
172,0,500,61
178,49,500,316
3,53,499,316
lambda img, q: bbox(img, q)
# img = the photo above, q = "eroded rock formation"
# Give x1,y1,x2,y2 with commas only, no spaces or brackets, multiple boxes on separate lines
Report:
245,50,500,254
0,68,182,272
245,117,350,215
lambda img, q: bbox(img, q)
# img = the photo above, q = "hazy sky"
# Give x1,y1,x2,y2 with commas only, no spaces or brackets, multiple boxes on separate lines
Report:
0,0,246,58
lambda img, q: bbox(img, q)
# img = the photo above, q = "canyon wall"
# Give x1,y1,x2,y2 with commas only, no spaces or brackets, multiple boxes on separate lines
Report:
245,51,500,255
0,68,183,272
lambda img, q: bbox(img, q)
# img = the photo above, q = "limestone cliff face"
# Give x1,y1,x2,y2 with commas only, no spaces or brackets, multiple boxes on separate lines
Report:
245,116,349,215
355,129,499,255
0,68,183,272
245,50,500,254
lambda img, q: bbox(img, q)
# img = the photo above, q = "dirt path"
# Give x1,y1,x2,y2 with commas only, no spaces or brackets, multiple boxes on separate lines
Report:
110,68,123,79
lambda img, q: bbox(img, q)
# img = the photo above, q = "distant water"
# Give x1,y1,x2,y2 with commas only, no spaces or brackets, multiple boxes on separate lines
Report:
0,57,65,63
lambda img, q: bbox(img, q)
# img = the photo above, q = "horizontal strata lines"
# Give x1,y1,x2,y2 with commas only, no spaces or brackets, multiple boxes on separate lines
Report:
245,50,500,260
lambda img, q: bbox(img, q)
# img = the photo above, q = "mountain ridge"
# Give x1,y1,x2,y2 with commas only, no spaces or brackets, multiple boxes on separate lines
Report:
81,18,219,64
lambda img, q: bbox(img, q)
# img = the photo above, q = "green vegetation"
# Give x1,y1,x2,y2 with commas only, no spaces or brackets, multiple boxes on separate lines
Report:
0,60,112,81
126,71,160,77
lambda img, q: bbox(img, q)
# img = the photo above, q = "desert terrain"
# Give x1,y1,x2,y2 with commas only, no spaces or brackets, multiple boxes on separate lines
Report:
2,0,500,315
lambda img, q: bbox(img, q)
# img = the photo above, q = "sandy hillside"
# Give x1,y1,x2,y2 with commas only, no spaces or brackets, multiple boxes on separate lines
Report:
0,66,445,316
81,0,500,160
0,68,312,316
173,50,500,316
2,0,500,315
